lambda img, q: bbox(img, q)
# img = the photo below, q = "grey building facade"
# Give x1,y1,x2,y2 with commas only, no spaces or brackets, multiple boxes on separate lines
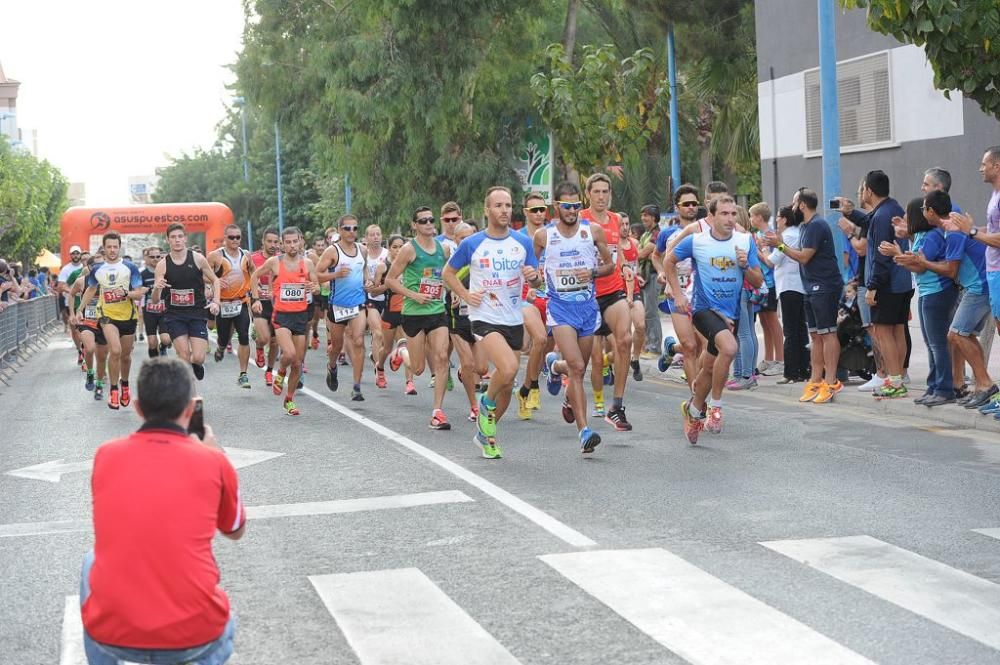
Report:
755,1,1000,216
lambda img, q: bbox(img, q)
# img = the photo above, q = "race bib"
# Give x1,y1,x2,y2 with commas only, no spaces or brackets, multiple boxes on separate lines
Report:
418,276,444,301
170,289,195,307
678,273,691,288
554,268,588,293
103,288,127,304
609,245,619,265
459,302,469,317
83,304,98,320
258,283,272,300
331,304,360,322
220,300,243,318
145,300,166,314
279,282,306,303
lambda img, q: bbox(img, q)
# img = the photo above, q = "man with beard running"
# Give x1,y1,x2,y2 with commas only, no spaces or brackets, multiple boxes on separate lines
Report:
151,223,221,381
208,224,255,388
515,192,552,419
364,223,389,384
250,227,320,415
251,228,281,386
537,181,614,453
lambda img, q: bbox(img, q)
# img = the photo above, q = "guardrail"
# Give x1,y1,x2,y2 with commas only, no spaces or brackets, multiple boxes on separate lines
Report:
0,295,61,385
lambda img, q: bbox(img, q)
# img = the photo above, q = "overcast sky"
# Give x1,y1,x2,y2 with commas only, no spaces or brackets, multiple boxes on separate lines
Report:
3,0,244,206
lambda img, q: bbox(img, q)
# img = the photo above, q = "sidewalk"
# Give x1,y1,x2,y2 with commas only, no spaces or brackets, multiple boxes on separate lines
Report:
639,311,1000,435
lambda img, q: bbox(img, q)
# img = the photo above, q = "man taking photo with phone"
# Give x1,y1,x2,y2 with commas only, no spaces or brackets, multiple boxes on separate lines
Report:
80,357,246,665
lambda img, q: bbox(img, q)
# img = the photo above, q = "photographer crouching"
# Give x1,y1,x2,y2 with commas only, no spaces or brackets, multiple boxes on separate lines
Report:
80,357,245,665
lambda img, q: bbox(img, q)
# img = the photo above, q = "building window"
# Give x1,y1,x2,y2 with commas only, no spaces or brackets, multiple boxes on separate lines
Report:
804,51,892,153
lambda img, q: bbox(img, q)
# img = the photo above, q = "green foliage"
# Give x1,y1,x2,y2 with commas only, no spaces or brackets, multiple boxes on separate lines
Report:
842,0,1000,118
0,141,67,264
531,43,669,172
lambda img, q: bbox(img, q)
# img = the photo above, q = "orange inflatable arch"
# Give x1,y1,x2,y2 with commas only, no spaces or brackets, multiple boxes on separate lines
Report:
60,203,234,260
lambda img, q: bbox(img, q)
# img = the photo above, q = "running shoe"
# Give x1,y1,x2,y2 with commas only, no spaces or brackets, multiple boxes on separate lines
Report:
544,352,562,395
762,361,784,377
561,399,575,424
255,346,266,368
160,343,170,356
705,406,723,434
468,406,479,422
108,388,120,411
681,400,703,445
85,372,95,392
94,383,103,401
265,369,274,386
326,365,339,392
311,335,320,350
631,359,643,382
351,388,364,402
238,373,251,390
857,375,882,392
405,380,417,395
963,385,997,408
389,339,407,372
120,385,131,408
592,399,605,418
516,391,532,420
978,393,1000,414
138,332,145,341
429,409,451,430
272,372,285,396
605,406,632,432
214,346,225,362
477,397,497,438
829,380,844,393
77,349,84,366
602,353,614,386
226,344,233,354
799,381,822,402
429,374,436,388
338,352,348,366
579,427,601,454
527,388,541,410
283,399,300,416
376,369,387,389
474,432,501,459
660,335,678,367
873,381,907,400
728,377,758,391
814,382,835,403
80,360,88,374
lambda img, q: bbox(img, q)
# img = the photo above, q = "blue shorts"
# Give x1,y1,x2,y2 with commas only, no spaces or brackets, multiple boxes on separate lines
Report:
658,297,675,315
546,297,600,338
988,272,1000,320
162,312,210,341
950,290,991,335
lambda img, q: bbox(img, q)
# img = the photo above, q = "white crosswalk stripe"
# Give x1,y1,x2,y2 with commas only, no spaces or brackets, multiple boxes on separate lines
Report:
540,548,876,665
761,534,1000,652
973,527,1000,541
310,567,522,664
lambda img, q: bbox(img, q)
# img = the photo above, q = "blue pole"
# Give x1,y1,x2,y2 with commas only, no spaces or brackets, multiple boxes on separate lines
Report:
345,173,352,214
667,25,681,197
818,0,846,280
274,120,285,234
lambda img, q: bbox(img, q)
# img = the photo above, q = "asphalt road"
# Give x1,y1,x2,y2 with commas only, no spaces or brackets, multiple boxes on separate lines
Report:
2,331,1000,665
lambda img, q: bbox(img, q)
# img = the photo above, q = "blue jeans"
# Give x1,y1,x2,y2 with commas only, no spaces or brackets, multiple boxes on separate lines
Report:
80,551,236,665
732,289,758,379
918,287,958,397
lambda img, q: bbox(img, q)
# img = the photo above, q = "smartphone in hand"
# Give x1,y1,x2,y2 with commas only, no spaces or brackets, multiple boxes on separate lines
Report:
188,397,205,440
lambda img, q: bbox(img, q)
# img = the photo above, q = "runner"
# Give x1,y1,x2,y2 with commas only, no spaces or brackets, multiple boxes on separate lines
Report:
208,224,255,388
663,196,764,444
444,186,541,459
151,223,221,381
363,224,389,381
621,218,647,382
515,192,552,419
307,234,329,350
57,244,85,358
536,181,614,454
448,222,485,422
316,215,370,401
67,255,108,400
250,227,320,415
251,227,282,385
374,234,417,394
437,201,462,254
139,247,171,358
385,206,454,430
580,173,633,431
74,232,144,410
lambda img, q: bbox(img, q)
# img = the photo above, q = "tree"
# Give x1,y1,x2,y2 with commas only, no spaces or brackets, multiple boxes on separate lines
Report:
0,141,66,265
842,0,1000,119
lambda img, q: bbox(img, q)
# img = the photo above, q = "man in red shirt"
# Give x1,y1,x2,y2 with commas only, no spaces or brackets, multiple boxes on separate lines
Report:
80,357,245,664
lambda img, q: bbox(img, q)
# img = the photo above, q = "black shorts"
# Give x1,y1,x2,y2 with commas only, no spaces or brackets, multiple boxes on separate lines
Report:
595,290,627,336
871,288,913,326
382,309,403,330
471,321,524,351
99,318,138,338
327,302,365,326
77,324,106,346
449,309,475,345
760,288,778,313
366,298,386,315
142,310,165,337
59,299,69,313
804,290,839,334
692,309,733,356
216,303,252,346
272,310,310,336
402,312,449,337
311,299,326,317
162,313,209,340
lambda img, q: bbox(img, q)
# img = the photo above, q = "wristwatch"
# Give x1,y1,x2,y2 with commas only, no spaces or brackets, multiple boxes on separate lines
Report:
777,243,786,253
971,227,979,238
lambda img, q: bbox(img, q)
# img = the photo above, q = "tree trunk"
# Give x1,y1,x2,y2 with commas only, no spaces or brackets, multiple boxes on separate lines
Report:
562,0,580,60
698,140,712,193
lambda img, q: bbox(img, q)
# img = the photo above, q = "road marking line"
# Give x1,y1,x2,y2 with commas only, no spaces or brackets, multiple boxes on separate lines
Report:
540,548,875,665
299,386,597,548
247,490,473,519
973,527,1000,541
761,534,1000,651
60,596,86,665
310,567,522,665
0,491,474,538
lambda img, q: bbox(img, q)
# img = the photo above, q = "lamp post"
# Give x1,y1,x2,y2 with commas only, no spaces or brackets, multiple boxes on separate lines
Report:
817,0,846,280
666,26,681,198
232,97,253,251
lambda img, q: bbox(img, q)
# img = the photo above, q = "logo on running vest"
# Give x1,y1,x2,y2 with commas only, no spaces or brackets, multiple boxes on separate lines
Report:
488,256,523,271
478,258,491,269
580,230,589,240
90,211,111,231
710,255,736,271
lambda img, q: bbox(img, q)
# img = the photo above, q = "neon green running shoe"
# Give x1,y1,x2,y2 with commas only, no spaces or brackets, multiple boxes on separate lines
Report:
477,397,497,438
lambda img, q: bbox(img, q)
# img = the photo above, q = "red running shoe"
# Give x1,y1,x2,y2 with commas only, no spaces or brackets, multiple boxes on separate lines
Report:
108,388,120,411
119,385,131,408
255,346,265,368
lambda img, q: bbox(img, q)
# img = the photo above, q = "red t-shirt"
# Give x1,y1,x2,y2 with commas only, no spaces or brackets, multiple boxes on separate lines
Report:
82,425,245,649
580,209,625,297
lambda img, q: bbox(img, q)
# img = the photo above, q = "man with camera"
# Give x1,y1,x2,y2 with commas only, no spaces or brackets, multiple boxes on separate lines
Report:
80,357,245,665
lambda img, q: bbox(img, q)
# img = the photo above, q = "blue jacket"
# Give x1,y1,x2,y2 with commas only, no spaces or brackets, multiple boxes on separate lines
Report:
849,198,911,294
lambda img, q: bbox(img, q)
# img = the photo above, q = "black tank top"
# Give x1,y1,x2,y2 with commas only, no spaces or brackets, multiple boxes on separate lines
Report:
165,250,208,317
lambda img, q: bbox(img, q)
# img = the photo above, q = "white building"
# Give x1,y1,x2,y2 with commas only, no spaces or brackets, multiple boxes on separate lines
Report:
128,175,159,204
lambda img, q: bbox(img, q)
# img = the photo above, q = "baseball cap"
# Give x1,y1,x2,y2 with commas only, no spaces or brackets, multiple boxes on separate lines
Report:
69,245,82,254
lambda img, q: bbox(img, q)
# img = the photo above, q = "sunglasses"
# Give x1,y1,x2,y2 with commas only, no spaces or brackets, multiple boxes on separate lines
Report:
227,235,242,240
678,201,700,208
555,201,582,211
147,255,162,260
441,216,462,224
341,226,358,232
525,206,547,214
415,217,436,225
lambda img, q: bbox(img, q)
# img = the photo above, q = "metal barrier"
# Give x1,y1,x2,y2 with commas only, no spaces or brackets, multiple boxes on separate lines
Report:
0,295,61,385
